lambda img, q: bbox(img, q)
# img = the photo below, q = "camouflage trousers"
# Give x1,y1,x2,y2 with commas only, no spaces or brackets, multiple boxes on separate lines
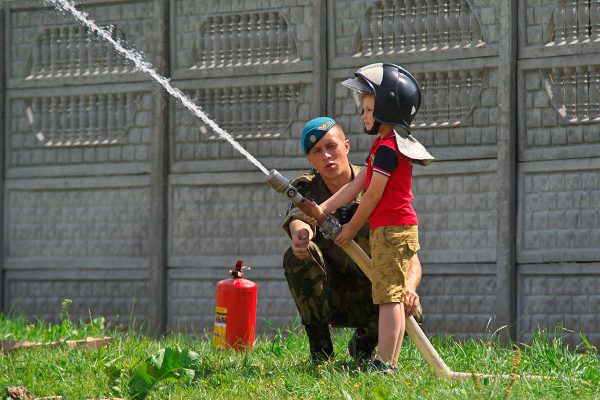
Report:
283,241,379,359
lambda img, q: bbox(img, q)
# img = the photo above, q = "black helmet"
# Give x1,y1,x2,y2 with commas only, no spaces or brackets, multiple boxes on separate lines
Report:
341,63,421,129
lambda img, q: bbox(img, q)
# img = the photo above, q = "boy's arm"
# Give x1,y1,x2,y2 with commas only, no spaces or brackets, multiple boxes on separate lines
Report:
406,255,422,290
320,168,367,213
404,255,422,316
333,172,388,248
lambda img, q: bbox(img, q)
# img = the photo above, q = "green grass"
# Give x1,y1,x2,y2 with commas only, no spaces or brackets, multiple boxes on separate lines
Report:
0,300,106,342
1,314,599,400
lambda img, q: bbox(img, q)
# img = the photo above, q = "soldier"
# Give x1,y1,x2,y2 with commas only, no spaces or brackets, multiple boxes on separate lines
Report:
282,116,423,363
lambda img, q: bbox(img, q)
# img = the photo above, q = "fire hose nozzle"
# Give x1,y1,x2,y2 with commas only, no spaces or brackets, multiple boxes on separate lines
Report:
266,169,304,204
318,214,342,240
266,169,342,240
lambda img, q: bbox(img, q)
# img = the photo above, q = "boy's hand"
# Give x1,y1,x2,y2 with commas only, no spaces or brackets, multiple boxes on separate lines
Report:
303,200,322,226
403,288,420,317
333,223,359,248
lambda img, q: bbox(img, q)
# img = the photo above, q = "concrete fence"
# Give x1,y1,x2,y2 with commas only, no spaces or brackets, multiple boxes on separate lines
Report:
1,0,599,346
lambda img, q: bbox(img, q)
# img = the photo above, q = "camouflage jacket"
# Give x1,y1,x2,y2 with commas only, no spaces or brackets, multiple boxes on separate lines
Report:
282,164,371,269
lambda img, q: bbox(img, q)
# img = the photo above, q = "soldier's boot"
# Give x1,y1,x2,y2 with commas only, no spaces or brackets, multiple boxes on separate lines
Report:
348,327,377,363
305,324,334,362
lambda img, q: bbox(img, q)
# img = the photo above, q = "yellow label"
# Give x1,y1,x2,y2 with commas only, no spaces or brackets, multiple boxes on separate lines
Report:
213,306,227,350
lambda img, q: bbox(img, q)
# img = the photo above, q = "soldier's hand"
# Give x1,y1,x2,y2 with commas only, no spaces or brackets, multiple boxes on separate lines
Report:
292,228,311,260
404,288,420,317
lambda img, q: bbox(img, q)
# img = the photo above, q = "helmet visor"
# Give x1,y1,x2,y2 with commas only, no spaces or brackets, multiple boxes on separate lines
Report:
341,77,374,94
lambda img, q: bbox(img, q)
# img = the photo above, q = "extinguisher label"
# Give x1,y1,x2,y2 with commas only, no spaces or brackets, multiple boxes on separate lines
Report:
213,306,227,350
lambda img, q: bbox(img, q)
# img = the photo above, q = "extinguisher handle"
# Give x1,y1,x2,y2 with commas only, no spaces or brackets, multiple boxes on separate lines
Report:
230,260,250,278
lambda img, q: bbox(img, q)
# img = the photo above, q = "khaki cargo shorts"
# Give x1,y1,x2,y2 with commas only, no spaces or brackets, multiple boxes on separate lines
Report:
369,225,420,305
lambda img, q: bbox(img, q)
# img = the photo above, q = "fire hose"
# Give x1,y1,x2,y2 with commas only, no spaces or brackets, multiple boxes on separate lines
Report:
267,169,544,380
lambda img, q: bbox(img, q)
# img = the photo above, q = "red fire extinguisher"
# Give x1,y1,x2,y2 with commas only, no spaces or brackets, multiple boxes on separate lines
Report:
213,259,258,350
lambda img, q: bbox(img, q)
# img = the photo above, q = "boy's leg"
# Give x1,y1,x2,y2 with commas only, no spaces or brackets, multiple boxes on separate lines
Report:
375,302,405,365
369,225,419,365
392,302,406,365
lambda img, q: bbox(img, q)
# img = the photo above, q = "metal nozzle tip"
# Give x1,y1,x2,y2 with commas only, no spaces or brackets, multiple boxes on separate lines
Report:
266,169,290,193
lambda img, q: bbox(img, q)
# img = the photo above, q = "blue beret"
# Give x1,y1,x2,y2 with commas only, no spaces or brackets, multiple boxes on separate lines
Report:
301,117,336,154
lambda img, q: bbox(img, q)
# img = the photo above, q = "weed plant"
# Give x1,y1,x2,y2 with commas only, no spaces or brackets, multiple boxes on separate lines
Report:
0,314,598,399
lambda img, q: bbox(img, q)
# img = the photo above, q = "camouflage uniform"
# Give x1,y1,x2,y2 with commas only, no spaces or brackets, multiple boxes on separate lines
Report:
282,164,379,361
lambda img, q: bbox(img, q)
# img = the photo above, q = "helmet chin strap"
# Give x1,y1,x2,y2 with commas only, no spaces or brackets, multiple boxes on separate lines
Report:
364,120,381,135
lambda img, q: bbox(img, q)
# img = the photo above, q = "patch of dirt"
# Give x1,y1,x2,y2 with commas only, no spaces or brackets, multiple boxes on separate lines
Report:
5,386,33,400
4,385,123,400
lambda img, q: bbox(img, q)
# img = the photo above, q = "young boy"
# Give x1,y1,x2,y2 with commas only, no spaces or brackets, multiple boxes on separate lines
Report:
318,63,433,372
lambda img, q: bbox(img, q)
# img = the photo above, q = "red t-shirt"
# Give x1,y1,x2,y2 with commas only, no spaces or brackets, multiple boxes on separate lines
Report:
365,132,418,230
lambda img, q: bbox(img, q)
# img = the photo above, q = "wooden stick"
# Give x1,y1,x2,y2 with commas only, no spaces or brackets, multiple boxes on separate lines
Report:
1,336,114,354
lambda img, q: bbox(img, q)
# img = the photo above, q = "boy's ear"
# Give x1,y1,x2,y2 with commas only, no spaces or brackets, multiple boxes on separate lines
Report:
344,139,350,153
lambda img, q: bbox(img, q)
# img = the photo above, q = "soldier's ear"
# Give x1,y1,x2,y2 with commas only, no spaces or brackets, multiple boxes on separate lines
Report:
344,139,350,153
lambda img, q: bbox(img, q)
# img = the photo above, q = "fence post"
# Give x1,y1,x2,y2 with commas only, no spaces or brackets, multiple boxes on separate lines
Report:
496,0,518,342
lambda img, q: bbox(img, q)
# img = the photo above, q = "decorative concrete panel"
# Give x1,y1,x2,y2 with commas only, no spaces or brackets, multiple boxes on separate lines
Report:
172,75,314,173
6,181,150,259
168,277,216,332
26,25,133,80
3,0,599,345
26,93,140,147
522,0,600,48
168,171,315,333
352,0,485,55
177,84,303,141
519,63,600,161
539,65,600,124
420,264,497,337
518,264,600,347
330,65,499,161
7,0,161,87
413,161,498,264
172,0,315,78
517,159,600,263
412,68,489,130
547,0,600,45
169,175,289,260
5,270,151,325
190,12,299,69
6,87,154,176
330,0,499,67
